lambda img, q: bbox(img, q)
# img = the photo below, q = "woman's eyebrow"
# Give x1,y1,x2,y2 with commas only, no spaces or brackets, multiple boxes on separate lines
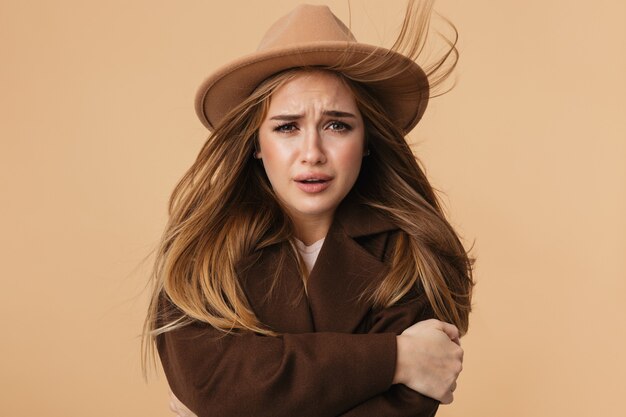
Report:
269,114,302,121
269,110,356,121
323,110,356,118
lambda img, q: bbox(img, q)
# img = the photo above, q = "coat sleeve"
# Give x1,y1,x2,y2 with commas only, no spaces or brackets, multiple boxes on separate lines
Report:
157,297,400,417
337,293,440,417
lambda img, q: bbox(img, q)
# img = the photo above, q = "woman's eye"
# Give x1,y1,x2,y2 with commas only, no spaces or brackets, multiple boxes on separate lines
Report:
273,123,297,133
327,121,351,132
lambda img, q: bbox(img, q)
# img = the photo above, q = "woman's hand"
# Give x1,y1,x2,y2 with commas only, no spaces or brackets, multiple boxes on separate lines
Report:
169,390,198,417
393,319,463,404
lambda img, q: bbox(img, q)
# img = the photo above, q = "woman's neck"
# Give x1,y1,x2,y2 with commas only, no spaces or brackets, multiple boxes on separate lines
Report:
290,211,334,245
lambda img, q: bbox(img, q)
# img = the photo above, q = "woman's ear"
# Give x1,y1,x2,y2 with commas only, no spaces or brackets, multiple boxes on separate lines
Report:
363,133,370,157
253,134,262,159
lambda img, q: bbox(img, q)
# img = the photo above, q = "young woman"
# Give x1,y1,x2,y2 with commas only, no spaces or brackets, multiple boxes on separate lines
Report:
143,2,474,416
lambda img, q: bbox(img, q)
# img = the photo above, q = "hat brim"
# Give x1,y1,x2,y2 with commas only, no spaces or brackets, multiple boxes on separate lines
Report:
195,41,429,133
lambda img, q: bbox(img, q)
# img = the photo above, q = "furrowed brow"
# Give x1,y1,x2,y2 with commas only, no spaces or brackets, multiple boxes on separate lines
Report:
269,111,356,120
323,110,356,118
269,114,302,121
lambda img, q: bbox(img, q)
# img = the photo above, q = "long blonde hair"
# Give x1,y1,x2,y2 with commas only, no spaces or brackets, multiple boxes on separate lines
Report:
143,0,472,371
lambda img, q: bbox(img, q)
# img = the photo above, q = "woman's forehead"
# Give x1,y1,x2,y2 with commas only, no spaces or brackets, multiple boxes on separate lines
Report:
267,70,358,114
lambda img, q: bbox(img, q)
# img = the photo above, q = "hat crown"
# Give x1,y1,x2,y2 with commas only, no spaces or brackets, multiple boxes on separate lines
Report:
257,4,356,51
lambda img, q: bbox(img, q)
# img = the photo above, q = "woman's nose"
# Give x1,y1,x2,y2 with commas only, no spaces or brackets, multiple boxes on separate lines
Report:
300,129,326,165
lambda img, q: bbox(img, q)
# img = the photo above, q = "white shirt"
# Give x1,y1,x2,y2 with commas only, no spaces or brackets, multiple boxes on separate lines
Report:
294,237,325,273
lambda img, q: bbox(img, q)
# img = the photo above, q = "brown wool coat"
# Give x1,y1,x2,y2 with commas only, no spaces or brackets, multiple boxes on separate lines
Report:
157,196,440,417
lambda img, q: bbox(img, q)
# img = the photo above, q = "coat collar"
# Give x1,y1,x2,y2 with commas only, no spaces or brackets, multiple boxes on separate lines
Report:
333,191,397,238
237,194,399,334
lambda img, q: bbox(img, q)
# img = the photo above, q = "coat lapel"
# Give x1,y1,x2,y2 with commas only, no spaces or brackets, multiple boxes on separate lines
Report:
237,194,399,334
236,244,315,333
306,196,398,332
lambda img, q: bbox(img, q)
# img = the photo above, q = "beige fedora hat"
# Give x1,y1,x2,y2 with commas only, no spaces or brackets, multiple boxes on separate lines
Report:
195,4,429,133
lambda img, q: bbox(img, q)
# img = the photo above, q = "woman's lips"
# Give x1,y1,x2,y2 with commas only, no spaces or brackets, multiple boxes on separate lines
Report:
293,174,333,193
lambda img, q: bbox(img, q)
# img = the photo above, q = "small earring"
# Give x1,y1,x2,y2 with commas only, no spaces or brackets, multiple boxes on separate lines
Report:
363,149,371,157
253,151,261,159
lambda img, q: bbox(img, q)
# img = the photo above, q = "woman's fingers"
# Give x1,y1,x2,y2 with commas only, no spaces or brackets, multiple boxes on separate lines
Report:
397,319,464,403
168,390,197,417
440,390,454,405
169,391,179,413
438,321,460,343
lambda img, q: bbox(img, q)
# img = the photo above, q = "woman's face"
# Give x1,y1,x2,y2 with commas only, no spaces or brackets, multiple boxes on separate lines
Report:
257,70,366,234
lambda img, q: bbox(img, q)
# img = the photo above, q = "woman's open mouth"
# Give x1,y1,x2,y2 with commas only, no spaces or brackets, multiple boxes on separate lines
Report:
294,174,333,193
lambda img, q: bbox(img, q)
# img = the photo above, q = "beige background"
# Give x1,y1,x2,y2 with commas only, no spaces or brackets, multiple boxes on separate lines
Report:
1,0,624,416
